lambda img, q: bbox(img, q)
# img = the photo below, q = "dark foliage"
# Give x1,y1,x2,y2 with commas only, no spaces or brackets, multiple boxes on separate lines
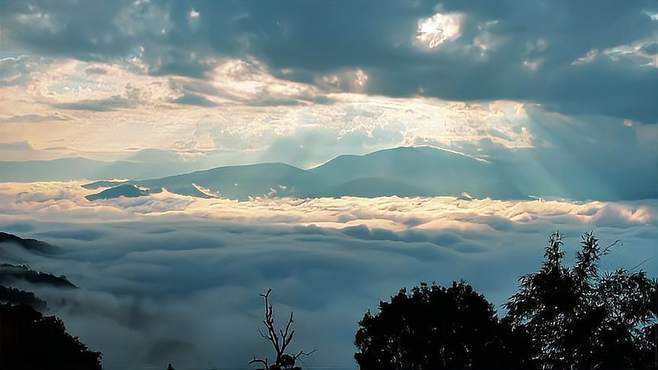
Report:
0,303,102,370
354,281,534,370
506,232,658,369
0,285,47,311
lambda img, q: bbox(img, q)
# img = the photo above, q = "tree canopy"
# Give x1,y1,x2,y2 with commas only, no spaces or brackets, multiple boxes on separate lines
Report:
355,232,657,370
355,281,534,369
506,232,657,369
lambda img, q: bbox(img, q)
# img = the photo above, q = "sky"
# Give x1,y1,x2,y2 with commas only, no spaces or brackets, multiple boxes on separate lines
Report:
0,0,656,167
0,1,657,369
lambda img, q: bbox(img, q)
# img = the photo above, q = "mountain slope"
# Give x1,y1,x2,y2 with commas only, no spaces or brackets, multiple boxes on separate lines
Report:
0,149,200,182
0,232,58,254
311,177,433,198
0,264,76,288
84,146,526,200
136,162,324,200
85,184,149,201
311,146,522,198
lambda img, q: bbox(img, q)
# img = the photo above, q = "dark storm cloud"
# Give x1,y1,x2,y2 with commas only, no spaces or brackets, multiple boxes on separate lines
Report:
1,0,656,121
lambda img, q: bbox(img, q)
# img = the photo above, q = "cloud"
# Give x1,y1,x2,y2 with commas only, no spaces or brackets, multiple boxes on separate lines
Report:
0,114,68,123
0,183,655,368
0,55,50,87
2,181,654,228
416,12,463,49
1,0,655,122
52,95,134,112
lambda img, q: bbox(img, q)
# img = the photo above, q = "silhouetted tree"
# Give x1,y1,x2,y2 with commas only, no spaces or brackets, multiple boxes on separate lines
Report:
506,232,657,369
0,303,102,370
355,281,534,370
250,289,313,370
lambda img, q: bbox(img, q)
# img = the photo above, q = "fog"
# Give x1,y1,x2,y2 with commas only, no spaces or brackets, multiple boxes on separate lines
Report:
0,183,656,369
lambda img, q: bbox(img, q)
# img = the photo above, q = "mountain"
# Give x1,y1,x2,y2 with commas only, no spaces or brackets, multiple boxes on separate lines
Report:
85,184,149,201
0,149,200,182
0,232,58,254
0,264,76,288
311,146,523,199
82,180,129,190
0,285,47,310
135,162,323,200
0,158,109,182
312,177,433,198
84,146,525,200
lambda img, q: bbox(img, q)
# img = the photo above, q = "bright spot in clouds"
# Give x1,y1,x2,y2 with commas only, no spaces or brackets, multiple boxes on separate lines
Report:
416,12,463,49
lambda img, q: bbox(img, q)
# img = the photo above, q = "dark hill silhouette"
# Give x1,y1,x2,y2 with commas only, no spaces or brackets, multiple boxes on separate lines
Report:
0,303,102,370
0,232,58,254
0,264,76,288
85,183,149,201
0,285,47,311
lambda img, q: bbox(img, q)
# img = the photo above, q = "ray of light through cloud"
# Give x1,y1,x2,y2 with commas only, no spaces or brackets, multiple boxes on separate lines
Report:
0,1,657,369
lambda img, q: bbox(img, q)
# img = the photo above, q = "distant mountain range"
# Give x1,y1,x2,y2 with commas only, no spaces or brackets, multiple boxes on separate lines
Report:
0,232,75,289
83,146,525,200
0,149,201,182
3,146,655,201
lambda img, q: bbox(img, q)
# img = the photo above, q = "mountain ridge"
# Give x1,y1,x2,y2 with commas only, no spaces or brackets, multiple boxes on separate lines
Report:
84,146,525,201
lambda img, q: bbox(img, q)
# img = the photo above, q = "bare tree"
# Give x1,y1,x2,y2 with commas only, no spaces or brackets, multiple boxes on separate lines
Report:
249,289,314,370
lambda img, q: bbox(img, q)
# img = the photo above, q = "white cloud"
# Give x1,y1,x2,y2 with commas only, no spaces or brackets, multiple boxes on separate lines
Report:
0,57,545,162
573,39,658,68
0,183,655,369
572,49,599,65
0,182,655,231
416,13,463,49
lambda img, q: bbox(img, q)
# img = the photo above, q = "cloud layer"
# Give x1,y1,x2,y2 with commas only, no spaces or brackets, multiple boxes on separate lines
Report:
0,183,656,369
2,0,656,122
0,0,656,171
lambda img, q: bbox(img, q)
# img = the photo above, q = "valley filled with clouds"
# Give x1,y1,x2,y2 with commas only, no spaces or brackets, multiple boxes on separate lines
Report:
1,0,656,368
1,182,656,368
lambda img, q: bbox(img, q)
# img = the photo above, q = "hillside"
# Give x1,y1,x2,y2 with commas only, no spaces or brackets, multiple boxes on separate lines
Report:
83,146,525,200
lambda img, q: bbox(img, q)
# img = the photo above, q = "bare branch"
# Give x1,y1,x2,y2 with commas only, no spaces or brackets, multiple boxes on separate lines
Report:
602,239,621,255
250,289,312,370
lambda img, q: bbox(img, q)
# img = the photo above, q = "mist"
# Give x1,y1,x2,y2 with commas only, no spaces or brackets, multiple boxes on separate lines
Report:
1,183,656,369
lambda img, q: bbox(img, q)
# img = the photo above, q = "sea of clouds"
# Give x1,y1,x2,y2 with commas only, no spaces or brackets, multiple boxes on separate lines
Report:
0,182,656,370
